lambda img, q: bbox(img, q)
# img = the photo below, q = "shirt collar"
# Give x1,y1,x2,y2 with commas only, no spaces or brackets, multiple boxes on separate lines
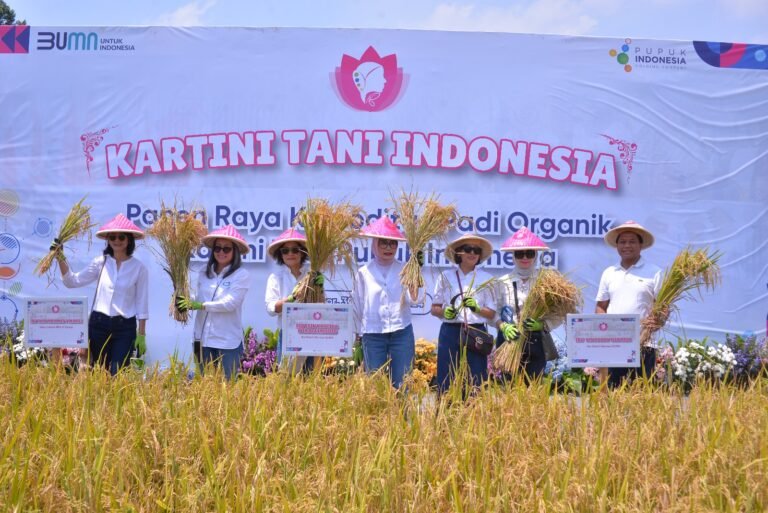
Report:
616,256,645,270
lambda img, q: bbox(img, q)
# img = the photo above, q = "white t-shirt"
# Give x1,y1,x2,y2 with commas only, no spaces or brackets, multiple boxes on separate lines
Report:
433,268,496,324
193,265,251,350
353,259,413,334
595,257,662,318
62,254,149,320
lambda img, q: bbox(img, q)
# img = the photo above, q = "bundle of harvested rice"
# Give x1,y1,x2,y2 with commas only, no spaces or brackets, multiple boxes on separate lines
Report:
35,197,96,280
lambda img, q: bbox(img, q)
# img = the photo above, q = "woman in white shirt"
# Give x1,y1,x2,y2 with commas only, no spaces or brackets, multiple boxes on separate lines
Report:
264,228,309,371
178,225,250,380
353,217,419,389
431,234,496,395
54,213,148,375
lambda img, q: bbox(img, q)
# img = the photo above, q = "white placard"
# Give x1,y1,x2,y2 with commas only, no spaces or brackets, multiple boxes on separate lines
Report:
566,314,640,368
282,303,354,357
24,297,89,349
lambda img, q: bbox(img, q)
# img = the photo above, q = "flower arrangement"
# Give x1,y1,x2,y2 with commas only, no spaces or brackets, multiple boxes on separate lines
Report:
322,338,364,376
408,338,437,391
2,328,47,367
724,332,768,382
240,328,277,376
672,339,735,389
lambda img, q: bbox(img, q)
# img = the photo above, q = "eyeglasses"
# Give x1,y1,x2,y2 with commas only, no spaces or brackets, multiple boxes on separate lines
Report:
514,250,536,259
459,245,483,255
377,239,398,248
108,234,127,242
280,246,302,255
213,245,234,254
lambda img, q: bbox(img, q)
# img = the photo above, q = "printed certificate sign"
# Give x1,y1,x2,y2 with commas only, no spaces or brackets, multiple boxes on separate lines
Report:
566,314,640,368
282,303,354,357
24,297,89,349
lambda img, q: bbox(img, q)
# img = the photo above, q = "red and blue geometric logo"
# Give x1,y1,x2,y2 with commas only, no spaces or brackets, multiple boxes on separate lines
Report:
0,26,30,54
693,41,768,70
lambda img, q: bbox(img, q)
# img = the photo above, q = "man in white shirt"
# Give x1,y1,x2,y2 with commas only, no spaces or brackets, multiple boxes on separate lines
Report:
595,221,662,387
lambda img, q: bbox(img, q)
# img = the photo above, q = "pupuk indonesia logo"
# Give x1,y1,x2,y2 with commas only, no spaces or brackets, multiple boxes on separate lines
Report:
332,46,407,112
609,38,633,72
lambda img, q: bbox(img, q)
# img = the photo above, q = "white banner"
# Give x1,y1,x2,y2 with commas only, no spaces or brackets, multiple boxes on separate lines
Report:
566,314,640,367
282,303,354,357
23,297,89,349
1,27,766,366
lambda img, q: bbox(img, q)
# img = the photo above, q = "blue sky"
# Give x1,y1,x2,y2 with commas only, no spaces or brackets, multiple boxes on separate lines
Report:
11,0,768,44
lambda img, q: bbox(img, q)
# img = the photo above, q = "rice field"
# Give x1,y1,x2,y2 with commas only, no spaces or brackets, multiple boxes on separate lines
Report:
1,363,767,512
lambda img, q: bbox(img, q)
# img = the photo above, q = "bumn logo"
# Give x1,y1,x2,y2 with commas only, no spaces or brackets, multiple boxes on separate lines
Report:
37,31,98,51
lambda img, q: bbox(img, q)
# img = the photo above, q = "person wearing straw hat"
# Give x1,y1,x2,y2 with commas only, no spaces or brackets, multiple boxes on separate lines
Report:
595,220,662,387
265,227,311,372
431,233,496,395
178,225,251,380
56,213,148,375
496,227,559,380
352,216,421,389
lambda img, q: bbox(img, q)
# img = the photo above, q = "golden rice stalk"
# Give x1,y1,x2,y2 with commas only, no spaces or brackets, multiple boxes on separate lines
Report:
391,189,459,302
640,247,721,346
146,201,208,324
34,196,97,279
493,269,582,373
293,197,363,304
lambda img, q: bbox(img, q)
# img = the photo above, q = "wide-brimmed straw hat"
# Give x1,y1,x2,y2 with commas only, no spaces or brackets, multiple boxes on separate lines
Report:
267,228,307,259
360,217,406,241
96,214,144,240
500,227,549,252
445,233,493,262
604,220,654,249
202,225,250,255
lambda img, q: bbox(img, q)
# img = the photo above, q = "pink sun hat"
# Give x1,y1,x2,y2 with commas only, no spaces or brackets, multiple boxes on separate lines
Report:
360,216,406,241
202,225,250,255
96,213,145,240
604,220,654,249
500,227,549,252
267,227,307,259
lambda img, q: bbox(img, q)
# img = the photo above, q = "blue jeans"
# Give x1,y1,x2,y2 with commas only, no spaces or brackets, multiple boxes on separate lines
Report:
437,323,488,395
362,325,415,388
201,343,243,381
88,311,136,375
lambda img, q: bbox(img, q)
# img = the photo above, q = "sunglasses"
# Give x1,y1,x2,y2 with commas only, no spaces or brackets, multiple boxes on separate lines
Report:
459,245,483,255
108,234,127,242
280,246,302,255
377,239,398,248
213,245,234,254
514,250,537,259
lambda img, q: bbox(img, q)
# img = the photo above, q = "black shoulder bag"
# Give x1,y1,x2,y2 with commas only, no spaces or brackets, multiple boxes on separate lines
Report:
455,270,495,356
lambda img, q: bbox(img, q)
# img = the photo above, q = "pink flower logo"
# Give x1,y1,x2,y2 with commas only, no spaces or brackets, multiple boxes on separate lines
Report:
599,322,608,331
313,312,322,320
52,305,60,313
332,46,407,112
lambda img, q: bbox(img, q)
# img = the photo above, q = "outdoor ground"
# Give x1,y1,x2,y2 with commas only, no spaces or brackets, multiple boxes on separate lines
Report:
1,364,766,512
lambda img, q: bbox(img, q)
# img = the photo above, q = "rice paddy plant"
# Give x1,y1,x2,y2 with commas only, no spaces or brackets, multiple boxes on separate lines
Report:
0,361,766,512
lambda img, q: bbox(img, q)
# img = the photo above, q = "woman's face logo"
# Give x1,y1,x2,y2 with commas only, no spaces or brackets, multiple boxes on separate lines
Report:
333,46,407,112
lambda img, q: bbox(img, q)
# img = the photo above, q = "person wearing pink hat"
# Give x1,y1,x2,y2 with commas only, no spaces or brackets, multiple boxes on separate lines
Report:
352,216,421,388
595,220,662,387
496,227,559,380
264,227,310,371
431,233,496,395
54,213,149,374
178,225,251,380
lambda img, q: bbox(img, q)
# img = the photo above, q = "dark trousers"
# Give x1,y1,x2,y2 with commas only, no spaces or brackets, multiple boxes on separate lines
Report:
495,330,547,382
608,347,657,388
89,311,136,375
437,323,489,395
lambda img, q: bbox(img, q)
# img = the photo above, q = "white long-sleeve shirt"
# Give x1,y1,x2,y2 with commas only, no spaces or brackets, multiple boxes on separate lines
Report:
496,269,563,330
264,262,309,326
353,259,413,334
192,266,250,350
433,268,495,325
62,254,149,320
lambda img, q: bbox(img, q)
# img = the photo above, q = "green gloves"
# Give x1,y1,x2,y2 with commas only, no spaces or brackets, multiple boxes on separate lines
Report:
135,334,147,357
286,284,300,303
416,250,425,267
462,296,479,312
313,273,325,286
443,305,457,320
524,318,544,332
178,296,204,311
500,322,520,341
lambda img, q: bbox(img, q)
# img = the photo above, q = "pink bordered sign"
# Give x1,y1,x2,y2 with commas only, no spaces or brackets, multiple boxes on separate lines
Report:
566,313,641,368
281,303,354,357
